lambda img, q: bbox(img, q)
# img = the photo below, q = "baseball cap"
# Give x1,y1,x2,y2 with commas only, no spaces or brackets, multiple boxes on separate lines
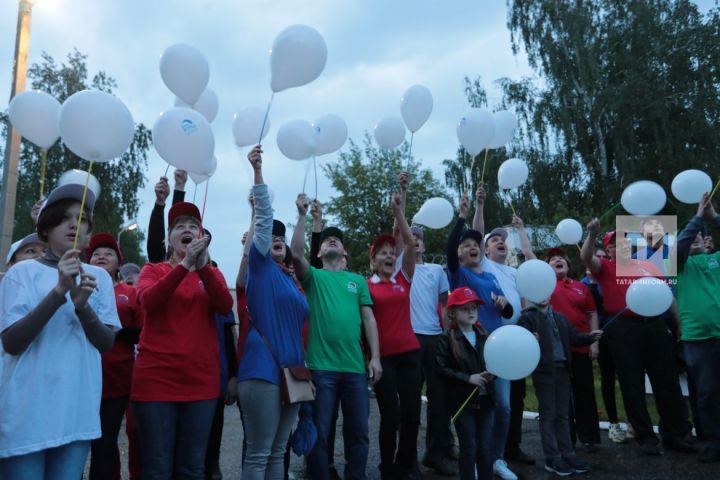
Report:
272,220,286,238
484,227,508,245
602,230,617,249
38,184,97,220
447,287,485,308
410,226,424,241
6,233,45,264
369,234,396,257
119,263,140,279
168,202,201,227
319,226,344,245
459,229,484,246
86,232,124,264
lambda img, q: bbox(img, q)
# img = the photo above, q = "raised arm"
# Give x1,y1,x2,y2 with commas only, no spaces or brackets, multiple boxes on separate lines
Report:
171,169,187,205
393,172,409,252
291,193,311,281
447,194,470,273
511,214,537,260
581,218,602,273
147,176,170,263
247,146,273,256
472,184,486,236
310,199,323,269
392,192,416,279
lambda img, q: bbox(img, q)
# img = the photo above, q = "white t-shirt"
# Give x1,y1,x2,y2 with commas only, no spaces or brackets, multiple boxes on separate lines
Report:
0,259,120,458
481,256,522,325
396,254,449,335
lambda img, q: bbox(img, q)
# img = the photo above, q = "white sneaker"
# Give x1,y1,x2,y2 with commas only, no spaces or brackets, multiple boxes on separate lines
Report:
493,459,518,480
609,423,627,443
626,423,635,439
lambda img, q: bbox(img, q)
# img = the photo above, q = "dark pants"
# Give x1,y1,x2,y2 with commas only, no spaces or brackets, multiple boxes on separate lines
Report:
374,350,422,474
307,371,370,480
606,317,691,445
90,396,129,480
205,398,225,476
570,352,601,444
133,399,217,480
683,339,720,449
597,335,619,423
533,365,574,461
505,378,526,456
416,334,453,462
454,401,494,480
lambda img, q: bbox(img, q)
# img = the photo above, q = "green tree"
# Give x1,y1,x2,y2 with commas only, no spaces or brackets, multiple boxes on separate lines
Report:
501,0,720,227
1,50,150,264
323,135,450,273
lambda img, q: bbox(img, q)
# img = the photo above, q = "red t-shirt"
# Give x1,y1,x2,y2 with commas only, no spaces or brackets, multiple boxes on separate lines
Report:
594,257,664,316
132,263,233,402
102,282,144,398
550,278,597,353
367,272,420,357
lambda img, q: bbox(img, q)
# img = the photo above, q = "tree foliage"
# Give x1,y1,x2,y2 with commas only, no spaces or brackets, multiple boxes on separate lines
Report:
323,135,450,273
500,0,720,227
1,50,150,264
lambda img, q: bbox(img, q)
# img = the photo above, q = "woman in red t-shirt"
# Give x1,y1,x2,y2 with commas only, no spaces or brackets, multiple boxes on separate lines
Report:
132,202,234,478
366,192,422,478
86,233,144,480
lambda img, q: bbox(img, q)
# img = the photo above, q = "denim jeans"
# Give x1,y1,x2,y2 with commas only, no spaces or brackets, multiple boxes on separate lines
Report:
454,399,494,480
492,377,510,461
90,395,129,480
0,440,90,480
533,366,574,461
307,370,370,480
683,339,720,449
132,399,216,480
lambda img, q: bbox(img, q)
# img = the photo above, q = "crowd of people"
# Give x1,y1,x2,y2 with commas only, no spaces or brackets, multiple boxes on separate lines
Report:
0,145,719,480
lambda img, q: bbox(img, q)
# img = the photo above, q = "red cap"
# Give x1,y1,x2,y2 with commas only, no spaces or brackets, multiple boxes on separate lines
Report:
86,233,123,264
602,230,617,249
545,247,568,262
447,287,485,308
168,202,202,228
369,234,396,257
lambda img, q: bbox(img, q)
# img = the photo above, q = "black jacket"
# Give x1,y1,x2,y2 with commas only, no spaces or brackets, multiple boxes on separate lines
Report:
517,306,596,376
436,325,494,411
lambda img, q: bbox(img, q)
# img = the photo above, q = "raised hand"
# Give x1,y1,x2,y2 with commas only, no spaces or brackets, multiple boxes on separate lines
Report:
296,193,309,216
181,236,210,270
247,145,263,171
174,169,188,191
697,192,718,220
397,172,409,192
310,199,323,221
511,214,525,230
586,218,600,236
155,177,170,206
475,184,487,206
391,192,403,216
459,194,470,219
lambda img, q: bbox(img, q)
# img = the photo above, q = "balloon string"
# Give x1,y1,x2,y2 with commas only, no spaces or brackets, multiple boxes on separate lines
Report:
479,148,489,185
710,178,720,201
463,151,470,196
302,158,312,193
73,161,94,250
450,386,478,424
258,92,275,145
506,191,516,216
406,132,414,172
199,178,210,236
576,244,582,253
598,202,621,222
164,164,170,177
39,149,47,199
600,307,629,331
313,155,318,200
193,183,198,203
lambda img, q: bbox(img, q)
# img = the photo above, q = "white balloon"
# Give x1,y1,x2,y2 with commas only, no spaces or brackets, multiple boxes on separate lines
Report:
174,87,218,123
59,90,135,162
160,44,209,105
190,155,218,184
516,259,557,303
277,120,316,161
313,115,347,156
400,85,433,133
374,117,406,149
487,110,517,149
8,90,61,149
497,158,529,189
484,325,541,380
270,25,327,93
152,107,215,175
626,277,673,317
671,169,713,204
621,180,666,215
232,107,271,147
456,109,495,156
412,197,454,229
555,219,583,245
58,169,101,200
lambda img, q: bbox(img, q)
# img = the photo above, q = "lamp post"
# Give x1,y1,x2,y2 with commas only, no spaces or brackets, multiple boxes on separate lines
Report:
117,220,138,249
0,0,38,272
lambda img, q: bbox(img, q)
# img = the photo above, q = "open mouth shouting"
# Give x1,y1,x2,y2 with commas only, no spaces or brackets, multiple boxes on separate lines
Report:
180,233,194,245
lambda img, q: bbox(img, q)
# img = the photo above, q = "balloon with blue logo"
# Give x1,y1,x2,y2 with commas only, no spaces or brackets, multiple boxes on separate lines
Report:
152,107,215,175
312,115,347,156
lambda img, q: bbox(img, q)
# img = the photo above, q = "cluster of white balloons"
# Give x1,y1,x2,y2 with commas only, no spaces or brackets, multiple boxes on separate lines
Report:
456,108,517,156
276,115,348,161
374,84,434,150
619,169,713,217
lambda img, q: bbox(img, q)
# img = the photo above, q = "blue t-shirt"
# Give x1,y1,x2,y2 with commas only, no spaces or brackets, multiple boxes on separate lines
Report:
448,266,506,333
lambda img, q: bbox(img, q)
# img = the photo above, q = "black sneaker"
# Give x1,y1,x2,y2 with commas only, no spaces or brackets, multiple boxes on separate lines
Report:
544,458,575,477
506,447,536,465
563,454,591,474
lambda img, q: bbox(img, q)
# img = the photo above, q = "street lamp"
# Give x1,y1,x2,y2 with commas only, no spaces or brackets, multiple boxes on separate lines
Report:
0,0,39,272
117,219,138,249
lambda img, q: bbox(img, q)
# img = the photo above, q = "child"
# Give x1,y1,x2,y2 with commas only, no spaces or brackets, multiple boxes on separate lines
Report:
436,287,495,480
518,299,603,476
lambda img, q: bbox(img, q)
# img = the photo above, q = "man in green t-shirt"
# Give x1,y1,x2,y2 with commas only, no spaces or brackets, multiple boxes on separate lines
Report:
674,192,720,463
291,193,382,480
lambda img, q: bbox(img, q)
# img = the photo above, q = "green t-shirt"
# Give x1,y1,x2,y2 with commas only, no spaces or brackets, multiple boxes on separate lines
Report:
677,251,720,341
302,267,373,373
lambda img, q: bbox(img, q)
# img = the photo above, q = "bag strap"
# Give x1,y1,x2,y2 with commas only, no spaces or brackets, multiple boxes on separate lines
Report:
250,320,283,370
